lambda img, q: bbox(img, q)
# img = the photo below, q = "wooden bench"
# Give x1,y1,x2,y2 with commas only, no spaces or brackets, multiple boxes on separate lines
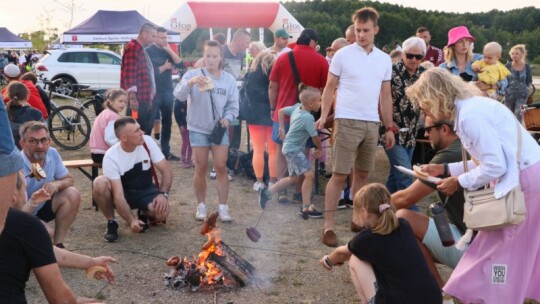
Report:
63,159,102,211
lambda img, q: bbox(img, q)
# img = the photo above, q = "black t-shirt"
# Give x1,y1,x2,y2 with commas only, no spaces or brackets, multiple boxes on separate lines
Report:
348,218,442,304
0,209,56,303
145,44,185,93
420,139,467,234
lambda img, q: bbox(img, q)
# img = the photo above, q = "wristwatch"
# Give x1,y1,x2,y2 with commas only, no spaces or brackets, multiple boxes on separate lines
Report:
160,192,169,199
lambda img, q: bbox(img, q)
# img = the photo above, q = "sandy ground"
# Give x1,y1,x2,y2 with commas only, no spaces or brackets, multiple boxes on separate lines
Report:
23,122,453,304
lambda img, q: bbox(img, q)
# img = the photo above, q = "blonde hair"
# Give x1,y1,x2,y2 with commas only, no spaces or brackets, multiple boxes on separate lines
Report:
249,51,275,74
298,83,320,106
483,42,502,57
420,61,435,70
353,183,398,235
443,41,474,65
509,44,527,62
104,88,127,113
406,68,482,121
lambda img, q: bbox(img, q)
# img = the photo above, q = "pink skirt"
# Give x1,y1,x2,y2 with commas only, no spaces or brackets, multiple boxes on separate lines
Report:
444,161,540,303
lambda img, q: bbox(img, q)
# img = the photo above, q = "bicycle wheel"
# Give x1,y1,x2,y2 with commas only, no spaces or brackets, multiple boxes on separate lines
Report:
48,105,91,150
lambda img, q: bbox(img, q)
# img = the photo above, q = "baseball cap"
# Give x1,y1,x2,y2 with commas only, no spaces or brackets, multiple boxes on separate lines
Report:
4,64,20,78
447,26,475,47
275,29,292,39
297,28,318,45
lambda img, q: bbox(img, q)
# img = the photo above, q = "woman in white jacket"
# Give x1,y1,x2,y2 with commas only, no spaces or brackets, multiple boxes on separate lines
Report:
407,68,540,304
174,40,239,222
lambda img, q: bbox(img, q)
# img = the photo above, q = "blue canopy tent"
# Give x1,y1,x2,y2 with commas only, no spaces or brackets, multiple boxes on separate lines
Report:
0,27,32,48
62,10,180,44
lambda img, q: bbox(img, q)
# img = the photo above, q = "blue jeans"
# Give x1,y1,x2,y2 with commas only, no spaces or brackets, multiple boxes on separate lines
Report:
152,92,174,156
385,144,415,193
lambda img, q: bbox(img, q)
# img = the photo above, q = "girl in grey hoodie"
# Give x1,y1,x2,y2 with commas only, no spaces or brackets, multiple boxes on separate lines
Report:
173,40,239,222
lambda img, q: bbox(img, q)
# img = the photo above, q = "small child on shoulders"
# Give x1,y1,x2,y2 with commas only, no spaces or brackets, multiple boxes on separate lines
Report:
320,183,442,303
472,42,510,99
258,83,323,218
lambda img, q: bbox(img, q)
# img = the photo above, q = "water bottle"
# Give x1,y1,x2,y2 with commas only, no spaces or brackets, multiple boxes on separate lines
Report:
430,202,455,247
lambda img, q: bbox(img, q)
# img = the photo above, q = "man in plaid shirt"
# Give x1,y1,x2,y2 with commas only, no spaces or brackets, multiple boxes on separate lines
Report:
121,23,157,135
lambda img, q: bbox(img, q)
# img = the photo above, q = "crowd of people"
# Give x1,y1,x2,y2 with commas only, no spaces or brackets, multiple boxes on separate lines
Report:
0,5,539,303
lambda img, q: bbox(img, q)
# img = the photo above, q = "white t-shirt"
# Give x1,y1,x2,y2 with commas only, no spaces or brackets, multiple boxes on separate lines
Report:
103,135,164,181
330,44,392,122
266,46,292,58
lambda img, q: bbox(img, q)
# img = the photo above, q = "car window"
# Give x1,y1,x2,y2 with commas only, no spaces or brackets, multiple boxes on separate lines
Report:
58,52,98,64
97,53,121,65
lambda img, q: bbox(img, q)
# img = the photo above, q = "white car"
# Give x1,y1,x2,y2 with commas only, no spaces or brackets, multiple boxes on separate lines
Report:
35,48,121,95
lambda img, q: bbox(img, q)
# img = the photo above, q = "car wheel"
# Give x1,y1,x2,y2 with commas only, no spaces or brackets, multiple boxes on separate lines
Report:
54,76,76,96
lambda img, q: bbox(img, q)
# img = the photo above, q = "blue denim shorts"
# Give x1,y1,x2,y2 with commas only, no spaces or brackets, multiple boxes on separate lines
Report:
189,130,229,147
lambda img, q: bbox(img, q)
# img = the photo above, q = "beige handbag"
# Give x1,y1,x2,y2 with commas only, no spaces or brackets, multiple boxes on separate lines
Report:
462,119,526,231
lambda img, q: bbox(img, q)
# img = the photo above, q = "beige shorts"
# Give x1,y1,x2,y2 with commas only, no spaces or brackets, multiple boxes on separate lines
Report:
332,119,380,174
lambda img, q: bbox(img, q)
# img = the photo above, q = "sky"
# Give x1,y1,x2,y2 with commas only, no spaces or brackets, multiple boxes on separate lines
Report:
1,0,539,35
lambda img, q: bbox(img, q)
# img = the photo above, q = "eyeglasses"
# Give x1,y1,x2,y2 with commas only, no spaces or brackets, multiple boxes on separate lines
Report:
424,123,444,133
405,53,424,60
27,137,50,145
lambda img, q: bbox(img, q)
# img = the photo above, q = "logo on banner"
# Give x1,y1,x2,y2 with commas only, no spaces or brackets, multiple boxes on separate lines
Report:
282,18,300,31
72,35,78,42
170,18,192,31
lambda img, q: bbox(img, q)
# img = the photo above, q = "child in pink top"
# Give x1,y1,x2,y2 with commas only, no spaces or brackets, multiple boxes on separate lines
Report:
89,89,127,163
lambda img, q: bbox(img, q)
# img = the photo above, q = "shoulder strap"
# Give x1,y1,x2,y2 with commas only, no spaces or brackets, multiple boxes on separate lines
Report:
288,51,301,103
142,141,160,189
200,68,220,120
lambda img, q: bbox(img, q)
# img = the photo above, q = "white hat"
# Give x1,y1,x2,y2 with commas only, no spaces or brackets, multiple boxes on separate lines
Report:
4,64,20,78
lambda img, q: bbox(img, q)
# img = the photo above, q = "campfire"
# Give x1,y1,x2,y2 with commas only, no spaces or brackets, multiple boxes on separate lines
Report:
164,212,255,291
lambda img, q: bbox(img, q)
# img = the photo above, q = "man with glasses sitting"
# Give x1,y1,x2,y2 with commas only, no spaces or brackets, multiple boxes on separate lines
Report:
19,121,81,249
391,116,468,289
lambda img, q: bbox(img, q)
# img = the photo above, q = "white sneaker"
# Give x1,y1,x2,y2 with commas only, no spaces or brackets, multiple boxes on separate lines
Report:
253,181,265,191
209,169,217,179
227,169,233,181
195,202,207,221
218,204,232,222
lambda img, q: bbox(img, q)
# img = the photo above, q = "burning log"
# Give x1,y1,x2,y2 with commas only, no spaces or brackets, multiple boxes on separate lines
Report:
208,241,255,287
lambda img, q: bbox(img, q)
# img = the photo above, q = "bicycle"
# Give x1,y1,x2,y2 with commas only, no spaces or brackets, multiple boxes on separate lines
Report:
41,78,92,150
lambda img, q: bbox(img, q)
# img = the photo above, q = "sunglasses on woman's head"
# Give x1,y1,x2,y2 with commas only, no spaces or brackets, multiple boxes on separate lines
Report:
405,53,424,60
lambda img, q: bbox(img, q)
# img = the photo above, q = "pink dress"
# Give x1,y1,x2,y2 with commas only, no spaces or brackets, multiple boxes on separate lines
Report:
444,161,540,303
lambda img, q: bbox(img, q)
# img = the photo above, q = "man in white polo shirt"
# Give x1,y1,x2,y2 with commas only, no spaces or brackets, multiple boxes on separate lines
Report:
316,7,395,247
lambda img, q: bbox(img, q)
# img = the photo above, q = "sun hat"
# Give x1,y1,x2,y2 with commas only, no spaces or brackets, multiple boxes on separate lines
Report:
3,63,20,78
274,29,292,39
447,26,475,47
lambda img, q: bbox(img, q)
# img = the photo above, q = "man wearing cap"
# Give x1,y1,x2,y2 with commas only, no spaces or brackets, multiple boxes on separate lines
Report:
416,27,443,66
316,7,395,247
2,63,48,119
268,29,292,57
268,28,329,203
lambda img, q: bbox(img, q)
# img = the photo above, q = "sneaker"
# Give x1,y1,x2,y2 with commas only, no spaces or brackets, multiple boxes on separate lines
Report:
337,198,348,209
154,133,160,140
209,169,233,181
253,181,265,192
277,190,288,204
218,204,232,222
258,188,271,209
166,153,181,161
346,198,354,208
322,229,338,247
227,169,234,181
318,162,326,175
292,192,303,203
195,203,207,221
299,207,323,219
104,220,119,242
351,221,364,233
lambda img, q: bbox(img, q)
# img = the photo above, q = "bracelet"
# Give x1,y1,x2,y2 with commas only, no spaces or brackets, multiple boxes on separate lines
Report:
385,125,399,135
323,255,334,268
